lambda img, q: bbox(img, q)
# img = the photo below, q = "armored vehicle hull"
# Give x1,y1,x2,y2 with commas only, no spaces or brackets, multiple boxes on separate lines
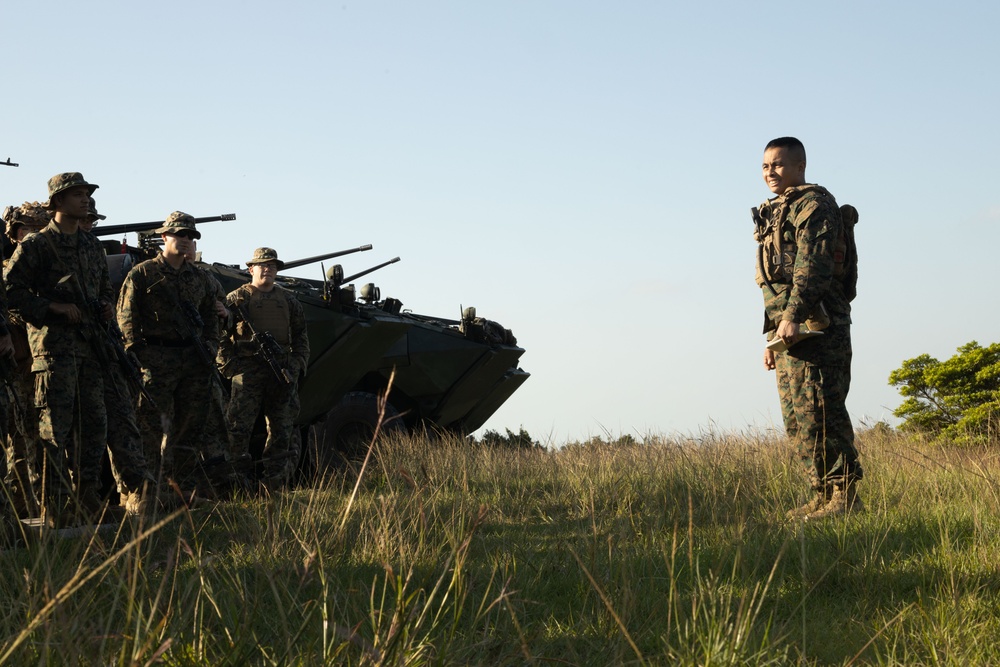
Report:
104,237,528,475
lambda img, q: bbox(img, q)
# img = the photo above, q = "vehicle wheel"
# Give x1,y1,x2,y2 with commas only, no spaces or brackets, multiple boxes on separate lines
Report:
306,392,406,479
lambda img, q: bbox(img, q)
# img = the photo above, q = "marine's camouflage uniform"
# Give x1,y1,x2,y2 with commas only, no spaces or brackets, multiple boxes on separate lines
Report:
0,260,41,510
100,357,155,496
196,268,233,481
2,202,50,515
754,184,863,490
4,221,113,504
2,288,41,514
220,283,309,485
117,253,220,494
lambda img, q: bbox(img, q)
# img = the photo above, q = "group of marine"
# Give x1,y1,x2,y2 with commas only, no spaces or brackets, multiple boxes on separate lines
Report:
1,171,310,541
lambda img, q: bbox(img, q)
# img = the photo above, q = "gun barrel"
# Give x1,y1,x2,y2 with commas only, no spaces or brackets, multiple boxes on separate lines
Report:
93,213,236,238
343,257,400,284
1,157,18,167
282,244,373,271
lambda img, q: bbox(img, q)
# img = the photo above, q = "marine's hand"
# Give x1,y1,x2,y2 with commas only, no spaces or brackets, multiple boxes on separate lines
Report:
776,319,800,347
98,300,115,321
214,300,229,320
49,302,83,323
763,348,776,371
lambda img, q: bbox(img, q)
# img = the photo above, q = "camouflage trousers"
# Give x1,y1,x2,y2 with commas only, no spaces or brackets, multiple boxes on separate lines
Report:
135,346,214,494
5,365,41,510
33,352,108,499
103,365,153,495
774,324,863,490
226,357,300,484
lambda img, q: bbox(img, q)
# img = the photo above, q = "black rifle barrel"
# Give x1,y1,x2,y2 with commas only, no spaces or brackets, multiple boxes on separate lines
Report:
93,213,236,238
343,257,400,284
1,157,18,167
282,244,373,271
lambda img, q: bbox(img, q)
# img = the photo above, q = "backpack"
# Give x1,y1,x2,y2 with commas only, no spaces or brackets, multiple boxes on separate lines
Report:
834,204,859,302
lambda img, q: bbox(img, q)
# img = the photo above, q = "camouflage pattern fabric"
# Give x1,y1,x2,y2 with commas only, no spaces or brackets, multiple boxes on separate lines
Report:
754,184,863,490
774,324,862,487
103,362,154,494
225,357,301,483
4,222,114,502
117,253,220,494
4,353,41,513
196,269,232,468
221,284,309,485
755,184,852,330
2,260,40,513
132,346,213,492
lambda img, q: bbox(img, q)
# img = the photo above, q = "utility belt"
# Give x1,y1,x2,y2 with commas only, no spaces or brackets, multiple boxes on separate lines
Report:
144,335,195,348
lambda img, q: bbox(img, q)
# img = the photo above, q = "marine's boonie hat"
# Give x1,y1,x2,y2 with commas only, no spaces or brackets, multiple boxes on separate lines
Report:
87,196,106,222
45,172,99,209
154,211,201,239
246,247,284,269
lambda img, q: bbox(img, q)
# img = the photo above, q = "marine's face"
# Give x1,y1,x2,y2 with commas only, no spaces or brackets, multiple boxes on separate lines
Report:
15,223,45,242
55,185,92,219
762,147,805,195
250,262,278,289
162,231,196,260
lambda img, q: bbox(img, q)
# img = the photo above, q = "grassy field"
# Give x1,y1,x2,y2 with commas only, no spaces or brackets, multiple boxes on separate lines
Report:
2,426,1000,665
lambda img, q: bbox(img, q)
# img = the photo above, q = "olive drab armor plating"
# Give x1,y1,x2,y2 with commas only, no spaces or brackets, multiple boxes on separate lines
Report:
235,288,292,348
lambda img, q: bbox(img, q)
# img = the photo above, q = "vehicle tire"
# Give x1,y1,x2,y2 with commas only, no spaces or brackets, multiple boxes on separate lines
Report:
306,392,406,480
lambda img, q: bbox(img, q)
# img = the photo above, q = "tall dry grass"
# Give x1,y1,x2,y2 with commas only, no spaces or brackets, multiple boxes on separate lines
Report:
3,425,1000,665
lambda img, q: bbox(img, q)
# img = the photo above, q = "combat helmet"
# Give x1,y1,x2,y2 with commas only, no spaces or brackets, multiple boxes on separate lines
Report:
4,201,50,242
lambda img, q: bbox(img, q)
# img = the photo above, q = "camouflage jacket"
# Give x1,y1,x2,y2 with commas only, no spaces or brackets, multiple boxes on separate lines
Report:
753,184,852,333
117,253,220,351
219,283,309,376
3,222,112,360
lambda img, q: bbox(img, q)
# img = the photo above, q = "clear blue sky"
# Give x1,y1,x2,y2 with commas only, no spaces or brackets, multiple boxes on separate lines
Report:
3,1,997,445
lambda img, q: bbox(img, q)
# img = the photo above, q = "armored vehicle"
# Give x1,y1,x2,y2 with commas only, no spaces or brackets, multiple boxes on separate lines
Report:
97,216,529,475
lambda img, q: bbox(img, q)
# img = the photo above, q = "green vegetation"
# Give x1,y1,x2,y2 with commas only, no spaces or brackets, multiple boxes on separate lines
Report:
3,426,1000,665
889,340,1000,443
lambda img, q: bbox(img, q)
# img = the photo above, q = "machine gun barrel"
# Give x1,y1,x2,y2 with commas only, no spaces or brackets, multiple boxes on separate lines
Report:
1,157,18,167
343,257,400,284
282,244,373,271
93,213,236,238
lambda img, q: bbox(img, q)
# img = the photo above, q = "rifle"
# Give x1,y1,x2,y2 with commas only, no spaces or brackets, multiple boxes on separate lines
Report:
232,303,293,384
280,244,372,271
93,213,236,238
58,274,158,410
1,157,17,167
178,300,223,369
89,299,159,410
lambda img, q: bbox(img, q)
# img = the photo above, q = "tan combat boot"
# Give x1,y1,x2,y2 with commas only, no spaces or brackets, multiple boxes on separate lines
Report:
805,481,865,521
785,486,831,522
123,490,152,518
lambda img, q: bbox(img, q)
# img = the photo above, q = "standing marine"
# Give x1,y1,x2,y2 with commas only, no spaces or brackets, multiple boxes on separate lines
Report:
1,202,49,518
753,137,864,521
4,173,116,527
79,196,154,513
219,248,309,492
117,212,221,506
